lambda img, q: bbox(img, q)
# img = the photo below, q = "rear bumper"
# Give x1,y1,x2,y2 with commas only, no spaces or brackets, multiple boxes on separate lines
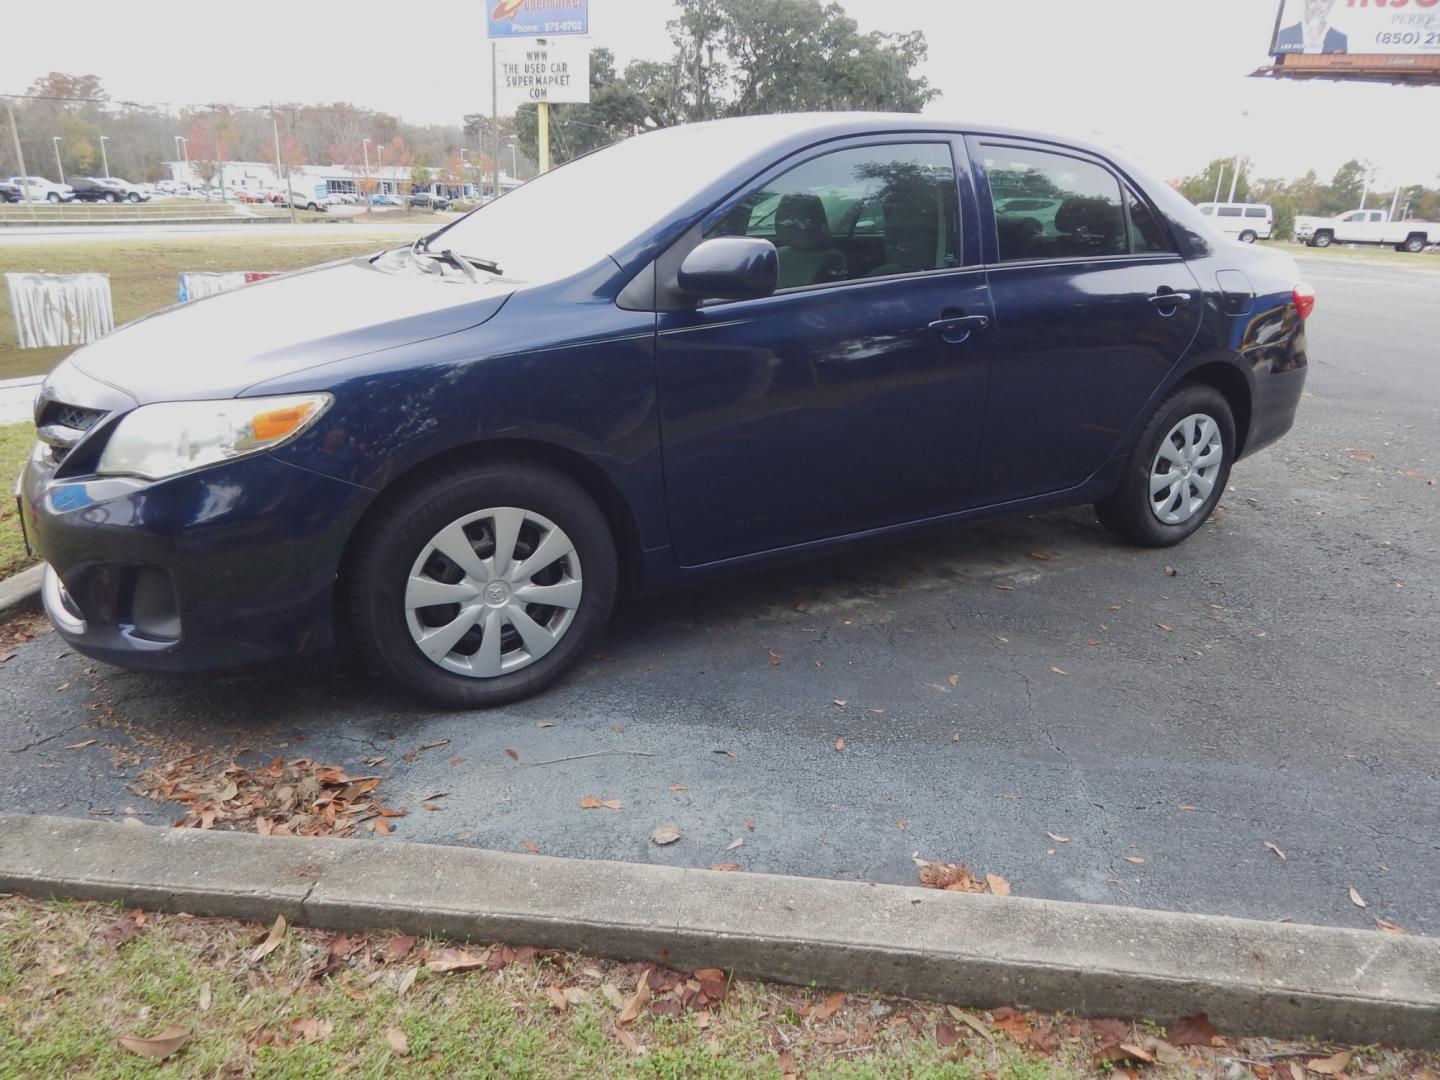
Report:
1244,363,1307,460
20,448,374,673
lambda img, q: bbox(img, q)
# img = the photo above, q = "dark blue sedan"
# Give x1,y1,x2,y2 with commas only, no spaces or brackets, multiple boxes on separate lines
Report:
19,114,1311,706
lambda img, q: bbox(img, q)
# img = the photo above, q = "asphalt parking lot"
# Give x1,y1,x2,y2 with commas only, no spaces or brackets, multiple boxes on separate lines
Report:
3,255,1436,935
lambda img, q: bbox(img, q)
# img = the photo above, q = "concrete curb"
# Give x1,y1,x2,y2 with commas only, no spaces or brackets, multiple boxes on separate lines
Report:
2,814,1436,1047
0,564,43,621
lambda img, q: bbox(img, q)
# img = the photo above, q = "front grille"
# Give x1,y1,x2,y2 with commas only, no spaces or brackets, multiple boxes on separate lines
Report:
41,402,105,433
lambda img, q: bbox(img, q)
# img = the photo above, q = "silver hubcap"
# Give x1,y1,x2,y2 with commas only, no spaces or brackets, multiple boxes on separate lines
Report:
404,507,582,678
1149,413,1223,526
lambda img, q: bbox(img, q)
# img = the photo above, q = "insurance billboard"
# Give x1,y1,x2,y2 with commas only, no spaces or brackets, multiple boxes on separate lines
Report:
1270,0,1440,57
487,0,588,38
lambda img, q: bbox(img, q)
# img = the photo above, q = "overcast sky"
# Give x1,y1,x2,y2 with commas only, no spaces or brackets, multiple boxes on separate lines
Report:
3,0,1433,188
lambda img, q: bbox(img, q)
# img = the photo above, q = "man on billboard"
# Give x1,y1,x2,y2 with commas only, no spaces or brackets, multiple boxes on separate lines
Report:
1274,0,1348,55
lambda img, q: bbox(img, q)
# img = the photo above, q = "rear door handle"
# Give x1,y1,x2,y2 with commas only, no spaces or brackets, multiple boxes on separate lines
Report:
929,314,990,343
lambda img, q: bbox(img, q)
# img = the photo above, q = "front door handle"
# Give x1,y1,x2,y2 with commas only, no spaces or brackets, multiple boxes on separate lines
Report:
1148,290,1193,310
929,313,990,343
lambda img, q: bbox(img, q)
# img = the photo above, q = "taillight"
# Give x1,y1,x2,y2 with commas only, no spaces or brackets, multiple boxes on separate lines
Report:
1293,283,1315,320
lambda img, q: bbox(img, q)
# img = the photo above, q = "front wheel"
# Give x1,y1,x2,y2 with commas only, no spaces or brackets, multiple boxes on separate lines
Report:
1238,230,1257,244
46,192,61,203
347,461,618,708
1094,384,1235,548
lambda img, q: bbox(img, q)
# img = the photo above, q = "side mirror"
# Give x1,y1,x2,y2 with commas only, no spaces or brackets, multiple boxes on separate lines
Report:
677,237,778,302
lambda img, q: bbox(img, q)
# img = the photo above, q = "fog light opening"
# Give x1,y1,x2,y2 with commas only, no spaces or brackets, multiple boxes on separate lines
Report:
129,568,181,642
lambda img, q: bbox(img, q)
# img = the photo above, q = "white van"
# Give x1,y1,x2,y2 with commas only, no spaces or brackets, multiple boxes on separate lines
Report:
1196,202,1273,243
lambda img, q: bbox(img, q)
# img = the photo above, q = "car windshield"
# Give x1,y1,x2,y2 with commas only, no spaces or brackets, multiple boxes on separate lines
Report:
417,122,775,283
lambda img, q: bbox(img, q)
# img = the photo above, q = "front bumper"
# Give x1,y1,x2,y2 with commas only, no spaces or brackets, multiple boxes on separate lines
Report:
20,447,374,673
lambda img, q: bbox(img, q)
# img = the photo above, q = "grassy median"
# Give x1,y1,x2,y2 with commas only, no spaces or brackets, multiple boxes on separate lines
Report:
1,422,34,578
0,233,415,381
2,895,1433,1080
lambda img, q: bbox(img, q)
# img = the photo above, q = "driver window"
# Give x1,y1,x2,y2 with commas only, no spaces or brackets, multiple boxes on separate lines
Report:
704,143,960,290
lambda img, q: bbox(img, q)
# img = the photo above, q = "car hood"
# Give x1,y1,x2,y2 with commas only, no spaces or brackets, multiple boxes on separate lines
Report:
64,257,512,403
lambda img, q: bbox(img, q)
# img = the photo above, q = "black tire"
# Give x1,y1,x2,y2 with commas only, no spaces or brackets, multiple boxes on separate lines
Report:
1238,230,1257,244
1311,231,1333,248
46,192,61,203
347,461,618,708
1094,383,1235,548
104,192,117,203
1402,234,1425,254
128,192,141,203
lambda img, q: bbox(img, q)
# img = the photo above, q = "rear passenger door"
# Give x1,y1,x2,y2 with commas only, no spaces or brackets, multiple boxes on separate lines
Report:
966,137,1202,503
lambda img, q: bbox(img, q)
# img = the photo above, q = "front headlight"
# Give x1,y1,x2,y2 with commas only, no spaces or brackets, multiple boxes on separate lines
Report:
96,393,332,480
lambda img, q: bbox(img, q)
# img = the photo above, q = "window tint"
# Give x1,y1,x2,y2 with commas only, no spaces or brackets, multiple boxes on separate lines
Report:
1217,207,1243,218
1126,189,1172,253
705,144,959,290
1244,207,1268,218
983,146,1125,261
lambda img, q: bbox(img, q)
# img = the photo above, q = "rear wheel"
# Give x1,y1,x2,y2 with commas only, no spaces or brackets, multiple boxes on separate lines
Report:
1238,229,1257,244
347,461,617,708
1094,383,1235,548
1402,234,1426,254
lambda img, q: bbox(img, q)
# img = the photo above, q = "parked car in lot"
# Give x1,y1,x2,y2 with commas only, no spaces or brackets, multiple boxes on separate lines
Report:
370,193,399,206
408,191,452,211
1295,208,1439,253
69,177,150,203
1196,202,1273,243
20,114,1313,707
6,176,75,202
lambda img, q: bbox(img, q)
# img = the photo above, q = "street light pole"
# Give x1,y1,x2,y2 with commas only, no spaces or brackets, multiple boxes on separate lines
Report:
99,135,110,178
272,112,296,226
1213,166,1226,204
52,136,64,185
507,136,518,182
6,102,37,222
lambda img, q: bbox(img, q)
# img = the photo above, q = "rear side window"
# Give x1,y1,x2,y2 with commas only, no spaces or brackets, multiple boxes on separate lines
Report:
1126,189,1173,253
983,146,1125,261
1199,206,1215,215
1217,207,1243,218
1244,207,1268,218
705,143,960,290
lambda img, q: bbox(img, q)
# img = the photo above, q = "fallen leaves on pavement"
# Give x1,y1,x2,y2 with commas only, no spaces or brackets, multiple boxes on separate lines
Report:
580,796,623,810
138,756,405,838
650,825,682,846
913,857,1011,896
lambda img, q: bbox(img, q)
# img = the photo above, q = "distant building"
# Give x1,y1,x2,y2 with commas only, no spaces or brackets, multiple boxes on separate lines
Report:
165,160,522,199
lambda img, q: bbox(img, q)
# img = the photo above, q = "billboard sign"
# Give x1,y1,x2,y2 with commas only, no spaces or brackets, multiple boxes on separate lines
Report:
497,39,592,108
1270,0,1440,57
487,0,588,38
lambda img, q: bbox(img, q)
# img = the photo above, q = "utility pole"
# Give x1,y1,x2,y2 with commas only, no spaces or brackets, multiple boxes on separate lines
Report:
1213,166,1226,204
99,135,110,178
6,101,37,222
1227,155,1241,203
272,112,296,226
52,137,65,185
1388,184,1402,223
491,40,501,197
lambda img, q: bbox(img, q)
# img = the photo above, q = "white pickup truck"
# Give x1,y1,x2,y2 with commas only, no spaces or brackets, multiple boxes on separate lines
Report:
1295,209,1440,253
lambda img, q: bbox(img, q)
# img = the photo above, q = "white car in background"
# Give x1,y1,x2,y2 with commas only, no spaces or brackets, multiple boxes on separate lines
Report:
6,176,76,203
1196,202,1273,244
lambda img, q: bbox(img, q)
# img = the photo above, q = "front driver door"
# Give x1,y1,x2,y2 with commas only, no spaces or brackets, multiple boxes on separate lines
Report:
967,138,1203,502
654,137,993,567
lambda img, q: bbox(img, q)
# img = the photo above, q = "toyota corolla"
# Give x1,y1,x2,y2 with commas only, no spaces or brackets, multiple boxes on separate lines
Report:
18,113,1311,707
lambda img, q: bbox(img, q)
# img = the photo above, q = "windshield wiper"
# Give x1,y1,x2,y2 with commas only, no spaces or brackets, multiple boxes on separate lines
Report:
410,238,502,280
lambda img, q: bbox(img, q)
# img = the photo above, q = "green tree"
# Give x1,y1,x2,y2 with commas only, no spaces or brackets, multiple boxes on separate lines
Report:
1178,158,1248,205
1323,160,1368,213
410,164,432,192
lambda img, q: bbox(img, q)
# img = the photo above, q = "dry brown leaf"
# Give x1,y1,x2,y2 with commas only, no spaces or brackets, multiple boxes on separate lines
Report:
388,934,417,962
544,985,570,1012
1375,916,1408,935
536,721,556,728
249,914,287,964
425,948,490,973
1264,841,1287,860
1306,1051,1352,1075
600,983,625,1009
650,825,682,846
1028,551,1050,560
947,674,960,686
1166,1012,1219,1047
693,968,725,982
1049,666,1068,676
667,784,688,792
947,1005,995,1042
118,1027,190,1060
834,738,845,751
64,739,97,749
708,863,741,872
580,796,623,810
812,991,846,1021
522,838,540,853
832,699,847,707
767,648,783,666
1046,832,1070,843
934,1022,961,1047
1164,566,1178,576
1156,623,1175,633
985,873,1012,896
1122,855,1146,865
1119,1043,1155,1064
726,837,744,850
1348,886,1367,908
744,818,755,830
504,748,519,760
617,978,652,1024
386,1026,409,1056
994,584,1014,591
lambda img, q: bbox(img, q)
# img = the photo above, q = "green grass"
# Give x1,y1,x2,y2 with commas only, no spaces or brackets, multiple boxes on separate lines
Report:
1279,240,1440,271
1,897,1435,1080
0,234,411,381
0,422,34,578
